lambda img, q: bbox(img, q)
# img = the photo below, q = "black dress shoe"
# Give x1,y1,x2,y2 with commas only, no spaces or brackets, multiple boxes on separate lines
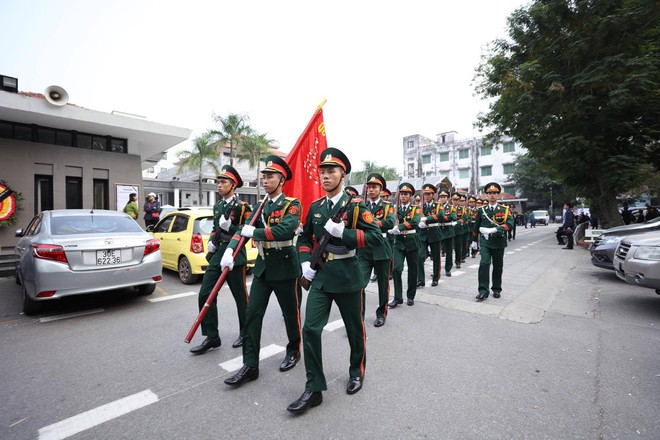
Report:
562,247,573,250
190,337,221,354
346,377,363,395
407,298,414,306
493,292,501,298
287,390,323,414
476,292,487,301
374,317,385,327
445,271,452,277
416,281,425,288
456,264,461,269
388,298,403,308
431,280,438,287
279,353,300,372
224,365,259,386
232,336,244,348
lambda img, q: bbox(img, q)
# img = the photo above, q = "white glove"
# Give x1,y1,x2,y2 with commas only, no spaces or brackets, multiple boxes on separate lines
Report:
294,223,304,236
207,240,217,254
487,227,498,235
220,249,234,271
324,219,345,238
241,225,255,238
218,215,231,231
301,261,317,281
470,241,478,250
421,217,428,222
418,221,427,229
388,227,401,236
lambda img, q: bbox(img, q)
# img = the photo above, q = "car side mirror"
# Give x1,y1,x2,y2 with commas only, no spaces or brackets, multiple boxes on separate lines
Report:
146,225,155,232
15,229,24,237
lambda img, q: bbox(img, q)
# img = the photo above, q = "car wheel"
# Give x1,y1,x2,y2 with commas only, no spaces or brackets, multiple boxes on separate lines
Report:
178,256,200,284
656,289,660,295
136,284,156,295
22,285,41,315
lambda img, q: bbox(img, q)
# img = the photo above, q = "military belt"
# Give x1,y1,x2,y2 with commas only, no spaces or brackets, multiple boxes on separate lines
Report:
401,230,416,236
323,249,356,261
438,222,457,227
259,240,294,249
218,231,232,242
426,223,440,227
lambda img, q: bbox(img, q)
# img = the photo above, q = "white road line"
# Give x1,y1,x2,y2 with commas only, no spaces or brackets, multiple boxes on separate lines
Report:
38,390,158,440
451,271,465,277
506,251,514,255
219,344,285,372
468,264,480,269
39,309,105,323
148,291,196,302
324,319,345,332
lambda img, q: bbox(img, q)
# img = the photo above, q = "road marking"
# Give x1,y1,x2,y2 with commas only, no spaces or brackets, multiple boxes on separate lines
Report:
220,343,285,372
155,285,169,297
9,417,29,427
39,309,105,323
38,389,158,440
324,319,345,332
468,264,479,269
506,251,514,255
451,271,465,277
148,291,196,302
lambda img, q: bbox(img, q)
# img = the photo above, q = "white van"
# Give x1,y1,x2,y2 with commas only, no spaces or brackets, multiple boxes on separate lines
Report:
532,210,550,225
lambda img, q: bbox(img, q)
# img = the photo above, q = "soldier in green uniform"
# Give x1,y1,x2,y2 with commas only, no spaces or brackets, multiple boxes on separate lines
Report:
467,196,479,258
473,182,515,301
437,190,457,277
287,148,383,414
358,173,394,327
223,156,303,386
387,183,421,307
508,204,517,241
190,165,252,355
459,194,471,262
417,184,442,287
451,193,467,269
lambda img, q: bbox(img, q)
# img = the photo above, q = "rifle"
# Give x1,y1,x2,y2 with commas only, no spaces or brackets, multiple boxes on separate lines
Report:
184,194,268,343
300,191,355,291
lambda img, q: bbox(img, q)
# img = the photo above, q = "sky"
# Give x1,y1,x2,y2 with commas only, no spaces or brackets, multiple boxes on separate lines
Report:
1,0,529,173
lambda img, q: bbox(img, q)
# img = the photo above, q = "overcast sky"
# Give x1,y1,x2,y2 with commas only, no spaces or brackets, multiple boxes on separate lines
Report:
1,0,528,172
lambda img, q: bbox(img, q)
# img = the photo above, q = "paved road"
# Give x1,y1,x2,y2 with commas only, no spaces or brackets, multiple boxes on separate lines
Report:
1,225,658,439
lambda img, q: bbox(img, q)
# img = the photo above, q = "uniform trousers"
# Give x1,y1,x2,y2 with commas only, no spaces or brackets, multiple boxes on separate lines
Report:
478,241,505,296
454,233,465,266
417,240,441,283
441,237,454,272
393,246,418,300
303,286,365,391
359,257,390,320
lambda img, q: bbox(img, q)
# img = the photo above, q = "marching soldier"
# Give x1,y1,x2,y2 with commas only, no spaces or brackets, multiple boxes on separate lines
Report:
381,188,391,202
223,156,303,386
467,196,479,258
288,148,383,414
345,186,360,197
190,165,252,354
388,183,421,307
451,193,466,269
473,182,515,301
459,194,471,263
359,173,395,327
381,188,395,281
417,184,442,287
437,190,457,277
508,204,517,241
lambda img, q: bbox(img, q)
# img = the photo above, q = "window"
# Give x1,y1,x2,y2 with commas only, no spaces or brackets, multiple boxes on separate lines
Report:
93,179,108,209
66,177,83,209
459,149,469,159
407,140,415,149
171,215,189,233
459,168,469,179
503,186,516,195
92,136,108,151
77,134,92,149
148,167,155,173
503,163,515,174
15,124,32,141
154,216,174,233
56,131,72,147
34,175,53,215
110,138,127,153
481,166,492,177
439,152,449,162
503,142,515,153
422,155,431,164
480,146,492,156
37,127,56,144
0,121,12,138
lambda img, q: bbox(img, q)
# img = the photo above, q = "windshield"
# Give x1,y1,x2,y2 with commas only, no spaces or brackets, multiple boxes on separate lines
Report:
533,211,548,216
194,216,214,235
51,216,144,235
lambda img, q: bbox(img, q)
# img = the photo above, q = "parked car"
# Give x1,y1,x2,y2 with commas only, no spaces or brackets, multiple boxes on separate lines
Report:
532,210,550,225
613,230,660,295
149,209,257,284
14,210,162,315
590,217,660,270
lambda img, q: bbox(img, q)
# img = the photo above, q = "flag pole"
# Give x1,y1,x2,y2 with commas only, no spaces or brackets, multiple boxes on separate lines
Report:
317,98,327,109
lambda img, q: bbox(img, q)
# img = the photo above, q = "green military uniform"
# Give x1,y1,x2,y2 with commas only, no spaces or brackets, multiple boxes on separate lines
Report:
195,165,251,350
297,148,384,393
473,182,515,301
358,173,394,325
390,183,421,304
452,195,469,269
467,197,479,258
508,205,517,240
417,184,442,286
436,190,457,276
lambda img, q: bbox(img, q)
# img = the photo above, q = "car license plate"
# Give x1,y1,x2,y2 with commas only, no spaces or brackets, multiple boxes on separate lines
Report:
97,249,121,265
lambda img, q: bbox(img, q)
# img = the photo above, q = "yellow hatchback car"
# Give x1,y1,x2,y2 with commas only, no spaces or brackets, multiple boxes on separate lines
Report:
149,208,257,284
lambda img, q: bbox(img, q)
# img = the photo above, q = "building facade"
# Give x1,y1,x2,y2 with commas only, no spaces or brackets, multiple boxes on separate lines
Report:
403,131,525,195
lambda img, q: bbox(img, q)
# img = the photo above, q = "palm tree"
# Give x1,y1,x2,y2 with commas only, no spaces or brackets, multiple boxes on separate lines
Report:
236,130,274,199
177,132,221,206
209,113,252,166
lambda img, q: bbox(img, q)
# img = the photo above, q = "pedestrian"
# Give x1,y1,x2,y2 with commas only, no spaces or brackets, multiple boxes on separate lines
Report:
123,193,139,220
223,155,303,386
523,211,529,228
621,203,632,225
417,184,442,287
189,165,252,355
437,190,457,276
143,192,161,230
387,182,421,309
473,182,515,301
359,173,395,327
556,202,576,249
529,211,536,228
288,148,383,414
645,205,659,221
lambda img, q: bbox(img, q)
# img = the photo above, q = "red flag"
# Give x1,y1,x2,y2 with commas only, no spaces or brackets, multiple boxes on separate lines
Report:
283,103,328,217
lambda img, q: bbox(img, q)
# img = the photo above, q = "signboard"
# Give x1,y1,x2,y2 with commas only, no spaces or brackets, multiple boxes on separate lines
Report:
115,183,140,212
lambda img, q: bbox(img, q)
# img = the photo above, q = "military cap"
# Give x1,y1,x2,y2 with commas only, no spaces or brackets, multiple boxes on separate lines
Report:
468,196,477,202
263,155,293,181
460,194,467,200
476,198,484,204
319,147,351,174
381,188,392,197
451,192,461,200
217,164,243,188
345,186,360,197
366,173,386,189
422,183,436,194
484,182,502,193
438,189,450,197
398,182,415,194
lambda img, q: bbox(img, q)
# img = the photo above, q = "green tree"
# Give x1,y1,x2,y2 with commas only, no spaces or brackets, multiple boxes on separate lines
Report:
177,132,221,206
210,113,252,166
474,0,660,227
349,161,399,187
510,153,573,211
236,130,274,199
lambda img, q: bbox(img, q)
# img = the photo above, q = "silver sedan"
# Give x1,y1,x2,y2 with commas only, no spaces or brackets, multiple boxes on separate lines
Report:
14,209,162,314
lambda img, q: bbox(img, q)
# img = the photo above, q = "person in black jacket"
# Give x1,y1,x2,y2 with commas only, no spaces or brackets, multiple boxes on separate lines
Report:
143,192,161,229
556,202,576,249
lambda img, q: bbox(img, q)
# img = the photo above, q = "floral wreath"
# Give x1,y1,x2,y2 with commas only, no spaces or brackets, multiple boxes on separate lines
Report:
0,179,23,229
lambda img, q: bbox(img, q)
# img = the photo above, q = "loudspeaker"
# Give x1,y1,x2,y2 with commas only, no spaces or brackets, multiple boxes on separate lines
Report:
44,85,69,106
